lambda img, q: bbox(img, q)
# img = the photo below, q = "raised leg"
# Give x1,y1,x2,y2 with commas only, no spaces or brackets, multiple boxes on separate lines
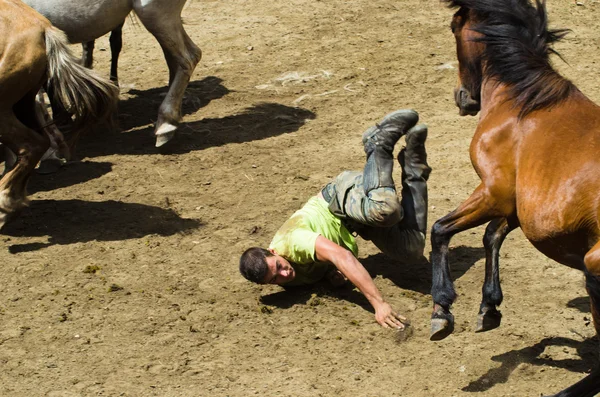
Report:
398,124,432,234
476,217,517,332
134,0,202,147
0,111,49,228
109,23,124,85
361,124,431,263
430,184,507,340
34,91,70,173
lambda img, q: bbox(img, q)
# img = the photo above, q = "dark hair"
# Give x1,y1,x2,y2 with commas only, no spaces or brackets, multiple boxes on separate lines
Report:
239,247,272,284
444,0,575,118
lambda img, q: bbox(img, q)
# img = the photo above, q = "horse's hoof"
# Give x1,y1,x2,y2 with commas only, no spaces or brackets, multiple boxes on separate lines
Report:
430,318,454,341
430,310,455,341
475,308,502,333
155,123,177,147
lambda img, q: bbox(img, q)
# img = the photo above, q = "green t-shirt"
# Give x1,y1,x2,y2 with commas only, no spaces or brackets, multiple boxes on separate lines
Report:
269,196,358,286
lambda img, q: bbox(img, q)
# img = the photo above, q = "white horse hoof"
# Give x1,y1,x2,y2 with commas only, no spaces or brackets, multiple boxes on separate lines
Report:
155,123,177,147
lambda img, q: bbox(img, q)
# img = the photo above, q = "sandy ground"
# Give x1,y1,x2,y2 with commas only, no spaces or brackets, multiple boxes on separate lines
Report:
1,0,600,396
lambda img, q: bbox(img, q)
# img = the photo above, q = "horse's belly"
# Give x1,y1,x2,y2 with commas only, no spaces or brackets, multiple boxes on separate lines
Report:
517,196,598,269
22,0,132,43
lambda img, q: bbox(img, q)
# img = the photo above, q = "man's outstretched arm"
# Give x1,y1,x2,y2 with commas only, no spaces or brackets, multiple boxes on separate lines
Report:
314,235,408,329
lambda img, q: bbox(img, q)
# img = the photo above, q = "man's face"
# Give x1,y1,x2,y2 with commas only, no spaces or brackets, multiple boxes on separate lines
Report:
263,251,295,285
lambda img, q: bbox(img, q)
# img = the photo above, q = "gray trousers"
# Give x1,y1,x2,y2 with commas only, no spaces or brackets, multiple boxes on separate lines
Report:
322,170,426,263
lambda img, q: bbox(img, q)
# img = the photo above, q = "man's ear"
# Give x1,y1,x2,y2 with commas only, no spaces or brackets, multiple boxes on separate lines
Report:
268,248,276,255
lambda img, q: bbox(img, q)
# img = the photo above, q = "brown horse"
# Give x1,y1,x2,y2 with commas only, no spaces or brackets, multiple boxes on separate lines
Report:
430,1,600,396
0,0,118,228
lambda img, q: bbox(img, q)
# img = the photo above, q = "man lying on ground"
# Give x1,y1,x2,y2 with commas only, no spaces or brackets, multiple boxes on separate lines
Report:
240,109,431,329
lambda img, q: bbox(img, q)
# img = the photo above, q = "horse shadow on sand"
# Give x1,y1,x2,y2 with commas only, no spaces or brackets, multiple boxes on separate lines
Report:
462,296,596,393
261,245,485,312
78,76,316,158
117,76,229,132
462,335,598,393
28,160,114,194
2,199,201,253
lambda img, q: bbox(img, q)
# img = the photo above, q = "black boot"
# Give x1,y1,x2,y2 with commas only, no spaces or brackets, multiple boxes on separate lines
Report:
398,124,431,234
362,109,419,194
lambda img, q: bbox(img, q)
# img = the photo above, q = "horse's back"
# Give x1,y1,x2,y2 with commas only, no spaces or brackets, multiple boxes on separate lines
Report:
22,0,132,43
0,0,49,105
516,94,600,256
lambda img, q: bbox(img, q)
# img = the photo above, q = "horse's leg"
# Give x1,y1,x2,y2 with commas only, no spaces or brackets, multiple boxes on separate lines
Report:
34,91,70,174
2,145,17,176
44,82,72,132
430,184,507,340
0,111,49,228
81,40,95,68
476,217,517,332
109,23,124,85
134,0,202,147
546,242,600,397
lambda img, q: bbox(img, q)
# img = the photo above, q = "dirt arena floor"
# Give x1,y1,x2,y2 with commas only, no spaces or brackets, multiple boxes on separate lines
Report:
1,0,600,396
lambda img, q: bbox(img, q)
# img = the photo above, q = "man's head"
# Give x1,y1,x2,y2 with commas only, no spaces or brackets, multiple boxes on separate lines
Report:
239,247,295,285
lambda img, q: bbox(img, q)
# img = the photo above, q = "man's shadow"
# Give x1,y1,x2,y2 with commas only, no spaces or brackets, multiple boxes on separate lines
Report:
261,246,485,310
362,245,485,294
2,199,201,253
462,336,598,393
261,282,372,312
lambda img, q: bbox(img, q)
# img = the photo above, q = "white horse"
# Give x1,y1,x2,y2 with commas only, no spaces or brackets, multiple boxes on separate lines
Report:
23,0,202,147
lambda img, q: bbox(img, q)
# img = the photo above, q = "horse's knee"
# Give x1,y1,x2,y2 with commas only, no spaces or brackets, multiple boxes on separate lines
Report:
584,246,600,277
431,220,449,246
187,39,202,67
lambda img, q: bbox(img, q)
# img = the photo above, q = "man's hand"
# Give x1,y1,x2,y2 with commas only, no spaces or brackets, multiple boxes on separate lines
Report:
314,236,411,330
374,301,410,330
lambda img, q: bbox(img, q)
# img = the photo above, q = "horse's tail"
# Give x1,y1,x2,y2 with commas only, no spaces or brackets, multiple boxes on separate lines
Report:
44,27,118,134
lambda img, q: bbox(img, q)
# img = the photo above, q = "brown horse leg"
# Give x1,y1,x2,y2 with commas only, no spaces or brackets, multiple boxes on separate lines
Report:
546,254,600,396
430,184,506,340
583,241,600,339
548,242,600,396
0,112,49,228
547,242,600,396
476,216,518,332
34,92,70,174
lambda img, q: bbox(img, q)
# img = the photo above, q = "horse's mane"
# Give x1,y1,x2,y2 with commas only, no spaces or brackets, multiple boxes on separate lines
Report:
443,0,577,118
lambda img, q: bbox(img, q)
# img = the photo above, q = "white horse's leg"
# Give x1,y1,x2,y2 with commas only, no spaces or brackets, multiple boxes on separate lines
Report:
81,40,95,68
133,0,202,147
109,23,124,85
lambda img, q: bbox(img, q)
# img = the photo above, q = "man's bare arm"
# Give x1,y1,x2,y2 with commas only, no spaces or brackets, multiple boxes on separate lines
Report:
314,235,408,329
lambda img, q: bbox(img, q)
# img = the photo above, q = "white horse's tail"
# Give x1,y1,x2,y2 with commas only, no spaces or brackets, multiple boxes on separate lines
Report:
44,27,118,133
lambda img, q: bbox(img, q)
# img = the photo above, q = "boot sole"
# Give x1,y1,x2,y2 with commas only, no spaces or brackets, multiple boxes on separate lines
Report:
362,109,419,144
